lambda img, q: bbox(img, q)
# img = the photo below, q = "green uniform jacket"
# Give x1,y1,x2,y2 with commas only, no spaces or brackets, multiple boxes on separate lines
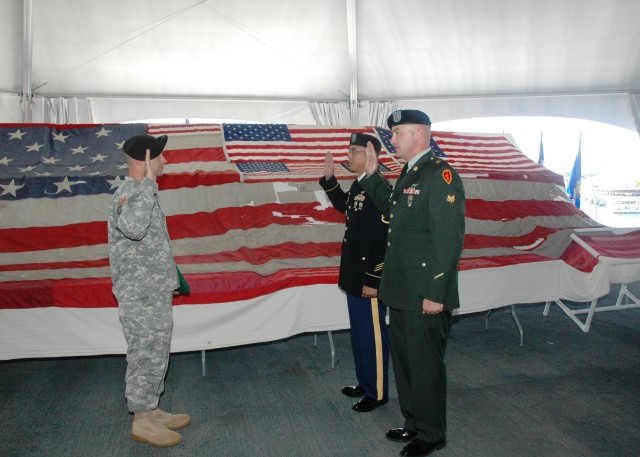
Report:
360,150,466,311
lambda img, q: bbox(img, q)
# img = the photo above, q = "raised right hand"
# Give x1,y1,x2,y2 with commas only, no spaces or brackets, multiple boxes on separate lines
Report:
144,150,156,181
364,141,379,175
323,151,334,180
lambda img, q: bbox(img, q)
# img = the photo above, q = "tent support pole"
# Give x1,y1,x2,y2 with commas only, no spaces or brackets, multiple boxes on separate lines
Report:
21,0,34,123
346,0,358,124
629,93,640,141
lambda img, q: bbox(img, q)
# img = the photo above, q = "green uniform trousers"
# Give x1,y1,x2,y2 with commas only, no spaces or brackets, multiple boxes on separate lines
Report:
389,308,452,443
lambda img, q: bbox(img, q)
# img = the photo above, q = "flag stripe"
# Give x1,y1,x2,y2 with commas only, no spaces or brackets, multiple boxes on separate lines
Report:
463,226,560,250
156,170,241,189
175,241,342,265
465,199,585,220
0,266,341,309
0,241,342,273
0,202,344,253
0,221,343,268
577,230,640,258
0,198,585,254
148,123,222,135
163,147,227,163
459,254,553,271
5,222,592,275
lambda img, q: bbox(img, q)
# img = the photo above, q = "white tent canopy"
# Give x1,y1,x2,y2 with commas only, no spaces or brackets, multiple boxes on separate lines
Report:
1,0,639,131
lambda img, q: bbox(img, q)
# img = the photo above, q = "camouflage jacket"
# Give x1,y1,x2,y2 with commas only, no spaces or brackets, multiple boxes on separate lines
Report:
108,177,178,302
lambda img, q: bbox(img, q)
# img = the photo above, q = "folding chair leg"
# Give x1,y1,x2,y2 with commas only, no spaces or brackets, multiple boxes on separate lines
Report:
485,306,524,346
509,305,524,347
314,331,336,370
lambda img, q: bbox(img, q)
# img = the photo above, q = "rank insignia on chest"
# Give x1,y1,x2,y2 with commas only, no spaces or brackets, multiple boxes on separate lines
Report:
446,194,456,204
403,188,420,195
442,169,452,184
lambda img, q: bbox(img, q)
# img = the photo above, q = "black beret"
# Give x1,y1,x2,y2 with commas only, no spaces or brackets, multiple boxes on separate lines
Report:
350,132,382,154
122,134,168,160
387,109,432,128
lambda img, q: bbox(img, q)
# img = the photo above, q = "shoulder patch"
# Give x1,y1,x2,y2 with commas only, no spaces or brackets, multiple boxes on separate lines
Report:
442,169,452,185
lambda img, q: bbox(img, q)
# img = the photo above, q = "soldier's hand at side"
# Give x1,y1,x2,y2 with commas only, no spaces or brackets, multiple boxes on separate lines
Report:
422,298,444,314
361,285,378,298
364,142,378,176
324,152,334,180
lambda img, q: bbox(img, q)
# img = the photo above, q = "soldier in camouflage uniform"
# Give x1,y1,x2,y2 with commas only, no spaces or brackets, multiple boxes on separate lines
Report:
108,134,190,447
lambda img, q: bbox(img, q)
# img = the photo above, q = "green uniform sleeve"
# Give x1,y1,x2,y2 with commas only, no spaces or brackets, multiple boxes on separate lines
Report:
421,167,466,303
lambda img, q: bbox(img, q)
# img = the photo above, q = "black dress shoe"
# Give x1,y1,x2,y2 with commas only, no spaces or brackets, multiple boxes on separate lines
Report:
386,427,417,442
400,438,445,456
341,385,365,398
351,396,388,412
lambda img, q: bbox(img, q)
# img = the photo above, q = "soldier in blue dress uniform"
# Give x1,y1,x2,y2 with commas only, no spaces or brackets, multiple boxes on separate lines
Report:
319,133,391,412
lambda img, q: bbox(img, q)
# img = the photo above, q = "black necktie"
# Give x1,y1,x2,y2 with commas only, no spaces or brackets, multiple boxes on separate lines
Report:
399,163,408,179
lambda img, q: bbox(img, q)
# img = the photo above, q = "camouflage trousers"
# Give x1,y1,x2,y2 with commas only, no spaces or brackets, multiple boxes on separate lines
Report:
118,291,173,412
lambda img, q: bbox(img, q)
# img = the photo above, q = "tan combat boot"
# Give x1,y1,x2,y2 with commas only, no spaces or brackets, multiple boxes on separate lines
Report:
151,408,191,430
131,411,181,447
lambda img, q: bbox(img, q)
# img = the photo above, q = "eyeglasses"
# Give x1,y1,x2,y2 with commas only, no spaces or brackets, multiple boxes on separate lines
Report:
347,148,365,155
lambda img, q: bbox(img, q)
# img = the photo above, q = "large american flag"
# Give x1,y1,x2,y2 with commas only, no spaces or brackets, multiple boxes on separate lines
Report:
0,123,602,310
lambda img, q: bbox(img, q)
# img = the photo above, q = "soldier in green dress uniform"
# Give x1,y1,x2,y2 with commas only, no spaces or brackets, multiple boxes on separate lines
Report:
359,110,466,457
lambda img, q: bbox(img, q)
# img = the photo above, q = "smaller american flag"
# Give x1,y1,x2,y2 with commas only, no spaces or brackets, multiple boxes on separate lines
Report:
222,124,403,182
